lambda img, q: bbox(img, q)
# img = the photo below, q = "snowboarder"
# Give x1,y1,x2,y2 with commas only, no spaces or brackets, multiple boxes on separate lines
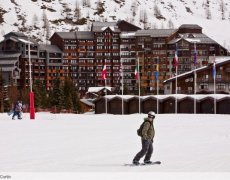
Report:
12,101,23,120
133,111,155,165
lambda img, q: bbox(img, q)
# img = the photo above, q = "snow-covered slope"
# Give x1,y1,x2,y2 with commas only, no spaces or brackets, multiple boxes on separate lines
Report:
0,112,230,179
1,112,230,171
0,0,230,49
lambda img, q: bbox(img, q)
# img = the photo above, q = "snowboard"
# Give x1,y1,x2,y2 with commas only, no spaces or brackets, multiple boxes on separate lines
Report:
124,161,161,166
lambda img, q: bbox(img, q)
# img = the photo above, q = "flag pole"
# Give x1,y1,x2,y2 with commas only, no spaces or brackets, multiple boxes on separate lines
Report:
138,57,140,114
105,78,107,114
102,63,107,114
175,66,178,114
194,42,197,114
121,60,124,115
175,43,178,114
213,54,216,114
157,56,159,114
194,70,197,114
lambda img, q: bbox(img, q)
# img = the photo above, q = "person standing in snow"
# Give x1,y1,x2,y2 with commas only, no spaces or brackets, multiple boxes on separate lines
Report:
133,111,155,165
12,101,23,120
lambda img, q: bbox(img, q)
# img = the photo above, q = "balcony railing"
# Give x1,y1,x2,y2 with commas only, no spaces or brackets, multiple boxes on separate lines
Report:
197,78,229,83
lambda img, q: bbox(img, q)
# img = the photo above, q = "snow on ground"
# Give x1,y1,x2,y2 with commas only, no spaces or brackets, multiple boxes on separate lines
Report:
0,112,230,179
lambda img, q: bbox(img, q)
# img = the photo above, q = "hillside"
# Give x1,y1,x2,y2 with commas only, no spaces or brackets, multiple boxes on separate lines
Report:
0,0,230,49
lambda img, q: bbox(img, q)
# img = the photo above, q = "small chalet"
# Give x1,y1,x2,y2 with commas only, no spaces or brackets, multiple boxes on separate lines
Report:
163,57,230,94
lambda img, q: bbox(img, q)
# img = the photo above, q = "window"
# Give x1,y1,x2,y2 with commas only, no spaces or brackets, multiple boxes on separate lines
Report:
188,87,193,94
199,83,209,90
216,83,225,90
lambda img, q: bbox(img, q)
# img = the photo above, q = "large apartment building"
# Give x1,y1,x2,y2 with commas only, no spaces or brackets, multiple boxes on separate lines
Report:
0,21,228,96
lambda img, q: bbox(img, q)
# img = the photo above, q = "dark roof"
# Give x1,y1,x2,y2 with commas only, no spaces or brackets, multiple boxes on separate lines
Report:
55,32,77,39
53,32,94,40
135,29,176,37
39,44,62,53
179,24,202,29
0,53,21,59
117,20,141,31
76,31,94,40
4,32,27,38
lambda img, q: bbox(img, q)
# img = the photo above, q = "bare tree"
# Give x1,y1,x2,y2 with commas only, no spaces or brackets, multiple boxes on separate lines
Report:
154,4,162,18
131,2,137,17
82,0,87,6
161,21,165,29
63,3,72,19
46,21,51,44
32,14,39,28
139,9,144,23
143,11,148,29
152,22,158,29
220,0,227,20
42,10,50,43
74,0,81,21
204,0,212,19
206,6,212,19
167,19,174,29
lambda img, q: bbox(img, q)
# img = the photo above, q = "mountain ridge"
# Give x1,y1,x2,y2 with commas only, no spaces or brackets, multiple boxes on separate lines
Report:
0,0,230,49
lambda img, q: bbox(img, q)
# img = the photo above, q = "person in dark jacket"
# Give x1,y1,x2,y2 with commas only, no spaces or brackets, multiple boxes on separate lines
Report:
133,111,155,165
12,101,22,120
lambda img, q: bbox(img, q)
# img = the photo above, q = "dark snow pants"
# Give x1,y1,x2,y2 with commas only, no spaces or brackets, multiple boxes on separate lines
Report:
133,138,153,162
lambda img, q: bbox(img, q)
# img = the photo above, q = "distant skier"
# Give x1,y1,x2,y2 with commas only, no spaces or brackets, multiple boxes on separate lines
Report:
12,101,23,120
133,111,155,165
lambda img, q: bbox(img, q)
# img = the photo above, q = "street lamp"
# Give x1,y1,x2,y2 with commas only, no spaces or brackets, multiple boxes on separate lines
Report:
28,38,35,120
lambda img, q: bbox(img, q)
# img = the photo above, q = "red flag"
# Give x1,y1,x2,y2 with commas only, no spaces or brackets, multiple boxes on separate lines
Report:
173,44,178,67
102,64,106,80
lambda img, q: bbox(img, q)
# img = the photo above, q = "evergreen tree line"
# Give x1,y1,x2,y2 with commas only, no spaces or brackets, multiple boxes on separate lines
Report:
0,75,81,113
33,78,81,113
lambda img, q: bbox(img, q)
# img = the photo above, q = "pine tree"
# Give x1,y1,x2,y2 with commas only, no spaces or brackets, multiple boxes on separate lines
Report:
33,80,49,109
50,78,64,112
63,78,73,111
19,86,30,107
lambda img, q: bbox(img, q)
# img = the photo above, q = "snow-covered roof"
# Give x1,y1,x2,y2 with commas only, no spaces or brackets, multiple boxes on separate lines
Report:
92,22,120,32
168,33,217,44
80,99,94,107
100,94,230,101
18,38,34,44
120,32,136,38
87,87,112,93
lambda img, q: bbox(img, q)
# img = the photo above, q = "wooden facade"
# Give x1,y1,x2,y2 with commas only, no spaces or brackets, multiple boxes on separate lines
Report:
142,96,158,114
1,23,229,97
178,97,195,114
94,95,230,114
164,58,230,95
